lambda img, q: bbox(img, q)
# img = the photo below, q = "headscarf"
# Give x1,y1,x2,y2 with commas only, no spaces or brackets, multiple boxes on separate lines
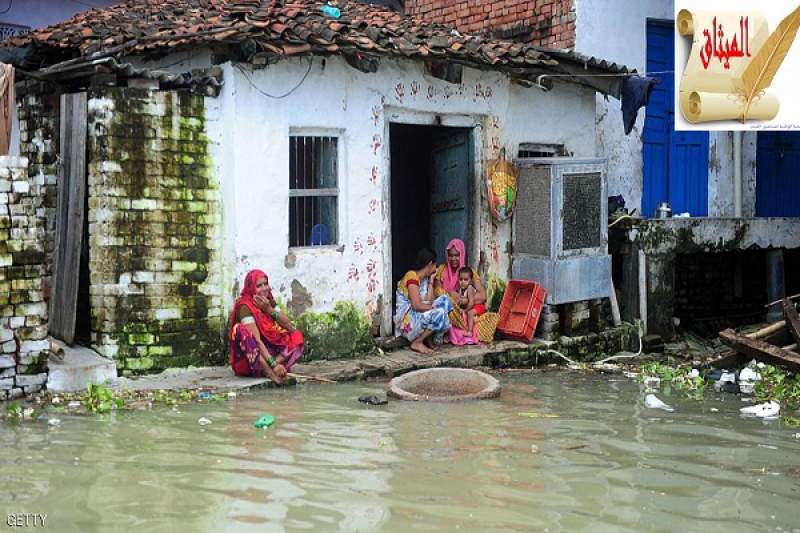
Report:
229,269,294,349
441,238,466,292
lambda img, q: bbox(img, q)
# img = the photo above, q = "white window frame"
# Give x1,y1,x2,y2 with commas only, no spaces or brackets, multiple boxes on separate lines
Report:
288,128,343,250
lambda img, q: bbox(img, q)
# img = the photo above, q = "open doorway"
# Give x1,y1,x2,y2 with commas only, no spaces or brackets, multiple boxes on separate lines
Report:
389,123,474,322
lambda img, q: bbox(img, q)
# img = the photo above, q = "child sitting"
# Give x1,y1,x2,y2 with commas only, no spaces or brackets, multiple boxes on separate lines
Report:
457,266,479,337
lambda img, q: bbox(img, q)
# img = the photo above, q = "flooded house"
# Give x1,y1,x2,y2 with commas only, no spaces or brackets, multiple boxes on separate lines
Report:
0,0,639,397
409,0,800,340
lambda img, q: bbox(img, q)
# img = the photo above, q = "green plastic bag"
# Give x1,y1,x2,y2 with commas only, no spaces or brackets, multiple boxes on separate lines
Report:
254,414,275,428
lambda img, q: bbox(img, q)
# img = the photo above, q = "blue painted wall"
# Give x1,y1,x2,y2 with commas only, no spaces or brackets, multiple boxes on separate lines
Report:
756,132,800,217
642,20,709,217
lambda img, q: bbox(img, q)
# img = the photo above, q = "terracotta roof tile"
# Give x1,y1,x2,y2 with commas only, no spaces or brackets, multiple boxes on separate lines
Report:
3,0,570,73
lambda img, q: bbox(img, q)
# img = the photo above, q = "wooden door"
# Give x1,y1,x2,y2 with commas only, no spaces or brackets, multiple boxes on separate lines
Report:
430,131,471,258
49,92,87,344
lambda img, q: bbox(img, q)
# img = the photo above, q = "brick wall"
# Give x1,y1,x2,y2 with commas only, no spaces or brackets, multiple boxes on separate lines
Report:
405,0,576,48
0,156,50,401
87,88,224,374
674,251,766,332
16,81,60,325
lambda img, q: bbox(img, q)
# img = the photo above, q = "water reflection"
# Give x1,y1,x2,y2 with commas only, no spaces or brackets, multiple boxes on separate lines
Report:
2,373,800,532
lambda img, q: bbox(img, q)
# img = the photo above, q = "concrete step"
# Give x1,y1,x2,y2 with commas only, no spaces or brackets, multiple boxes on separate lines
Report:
47,345,117,393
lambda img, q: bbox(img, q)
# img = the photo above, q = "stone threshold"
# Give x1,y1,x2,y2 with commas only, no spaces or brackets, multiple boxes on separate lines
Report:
111,325,634,393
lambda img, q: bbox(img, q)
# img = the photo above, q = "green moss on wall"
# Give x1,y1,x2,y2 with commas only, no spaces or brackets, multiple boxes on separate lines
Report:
294,301,375,361
89,87,225,375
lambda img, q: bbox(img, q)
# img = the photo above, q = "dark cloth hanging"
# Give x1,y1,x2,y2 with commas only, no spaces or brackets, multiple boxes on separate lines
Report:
621,76,659,135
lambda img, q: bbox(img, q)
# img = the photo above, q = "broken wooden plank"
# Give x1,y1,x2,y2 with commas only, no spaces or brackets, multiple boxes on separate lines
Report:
719,328,800,373
745,321,786,340
782,343,798,352
784,298,800,347
49,92,87,344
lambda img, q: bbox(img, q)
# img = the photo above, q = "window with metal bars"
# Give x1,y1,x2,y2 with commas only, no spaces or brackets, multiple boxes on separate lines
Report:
289,135,339,247
0,23,29,40
517,143,568,159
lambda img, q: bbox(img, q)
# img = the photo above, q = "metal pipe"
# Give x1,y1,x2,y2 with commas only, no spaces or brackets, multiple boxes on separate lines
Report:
638,250,647,335
733,131,742,217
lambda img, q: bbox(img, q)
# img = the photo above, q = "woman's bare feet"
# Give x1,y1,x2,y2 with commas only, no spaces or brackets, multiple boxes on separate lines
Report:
424,337,440,351
410,339,434,354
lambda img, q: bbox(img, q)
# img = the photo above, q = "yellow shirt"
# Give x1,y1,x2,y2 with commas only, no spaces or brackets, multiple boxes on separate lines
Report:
397,270,421,297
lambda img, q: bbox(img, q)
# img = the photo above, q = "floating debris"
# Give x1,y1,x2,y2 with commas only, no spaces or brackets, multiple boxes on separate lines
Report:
254,414,275,428
198,417,212,425
645,394,674,412
739,401,780,418
358,394,388,406
517,412,559,418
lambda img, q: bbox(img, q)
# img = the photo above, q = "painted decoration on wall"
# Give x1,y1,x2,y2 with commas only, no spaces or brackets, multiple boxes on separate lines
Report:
486,152,518,222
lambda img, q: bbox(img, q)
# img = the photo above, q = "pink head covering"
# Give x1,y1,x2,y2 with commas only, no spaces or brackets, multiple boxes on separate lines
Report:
441,238,466,292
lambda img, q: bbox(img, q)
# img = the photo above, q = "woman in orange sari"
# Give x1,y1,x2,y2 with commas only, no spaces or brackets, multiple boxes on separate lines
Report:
229,269,304,384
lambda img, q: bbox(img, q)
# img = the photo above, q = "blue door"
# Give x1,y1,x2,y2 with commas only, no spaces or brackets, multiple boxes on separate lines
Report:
643,20,709,217
756,132,800,216
430,132,471,257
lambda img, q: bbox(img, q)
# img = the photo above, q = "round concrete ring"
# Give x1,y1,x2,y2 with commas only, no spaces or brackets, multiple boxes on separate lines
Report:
386,367,501,401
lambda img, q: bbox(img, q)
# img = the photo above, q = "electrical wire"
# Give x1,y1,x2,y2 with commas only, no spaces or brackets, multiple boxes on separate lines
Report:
0,0,12,15
234,58,313,99
538,70,674,78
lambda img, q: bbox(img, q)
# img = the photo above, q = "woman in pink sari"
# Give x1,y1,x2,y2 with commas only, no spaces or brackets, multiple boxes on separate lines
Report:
434,239,487,345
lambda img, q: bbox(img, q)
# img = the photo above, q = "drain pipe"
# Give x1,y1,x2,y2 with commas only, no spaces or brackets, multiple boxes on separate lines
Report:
733,131,743,217
733,132,744,299
638,250,647,335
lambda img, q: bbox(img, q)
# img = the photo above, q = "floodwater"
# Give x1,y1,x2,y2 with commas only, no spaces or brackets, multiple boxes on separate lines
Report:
2,371,800,532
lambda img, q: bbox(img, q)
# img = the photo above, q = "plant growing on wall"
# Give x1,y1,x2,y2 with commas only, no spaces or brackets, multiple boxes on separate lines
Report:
295,301,375,361
486,273,507,313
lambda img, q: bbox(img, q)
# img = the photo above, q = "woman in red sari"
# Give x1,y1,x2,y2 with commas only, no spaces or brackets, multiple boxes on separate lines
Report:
229,269,305,384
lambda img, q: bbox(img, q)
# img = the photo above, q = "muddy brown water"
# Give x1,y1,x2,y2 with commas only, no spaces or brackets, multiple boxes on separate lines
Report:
2,371,800,532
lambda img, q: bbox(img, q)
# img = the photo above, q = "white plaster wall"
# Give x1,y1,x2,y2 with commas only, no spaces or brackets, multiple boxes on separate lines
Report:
205,55,595,323
706,131,757,217
575,0,673,215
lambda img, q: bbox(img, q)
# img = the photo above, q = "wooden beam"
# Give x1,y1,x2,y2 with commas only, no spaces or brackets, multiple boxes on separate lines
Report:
719,328,800,373
784,298,800,347
745,321,786,339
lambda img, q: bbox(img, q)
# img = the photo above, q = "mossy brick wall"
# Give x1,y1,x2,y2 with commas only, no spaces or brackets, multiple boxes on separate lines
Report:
405,0,575,48
15,81,60,314
0,156,50,401
87,88,224,374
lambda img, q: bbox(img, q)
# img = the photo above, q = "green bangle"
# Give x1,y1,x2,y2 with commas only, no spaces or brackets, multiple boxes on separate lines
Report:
271,309,279,320
266,356,277,368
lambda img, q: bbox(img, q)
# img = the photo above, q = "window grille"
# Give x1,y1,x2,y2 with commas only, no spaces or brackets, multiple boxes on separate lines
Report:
0,23,30,40
289,135,339,247
517,143,568,159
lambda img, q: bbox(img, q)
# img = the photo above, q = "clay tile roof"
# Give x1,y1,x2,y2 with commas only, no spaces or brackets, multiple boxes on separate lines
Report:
4,0,568,73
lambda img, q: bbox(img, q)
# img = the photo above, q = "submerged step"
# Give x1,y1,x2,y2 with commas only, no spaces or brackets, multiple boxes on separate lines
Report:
47,345,118,393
